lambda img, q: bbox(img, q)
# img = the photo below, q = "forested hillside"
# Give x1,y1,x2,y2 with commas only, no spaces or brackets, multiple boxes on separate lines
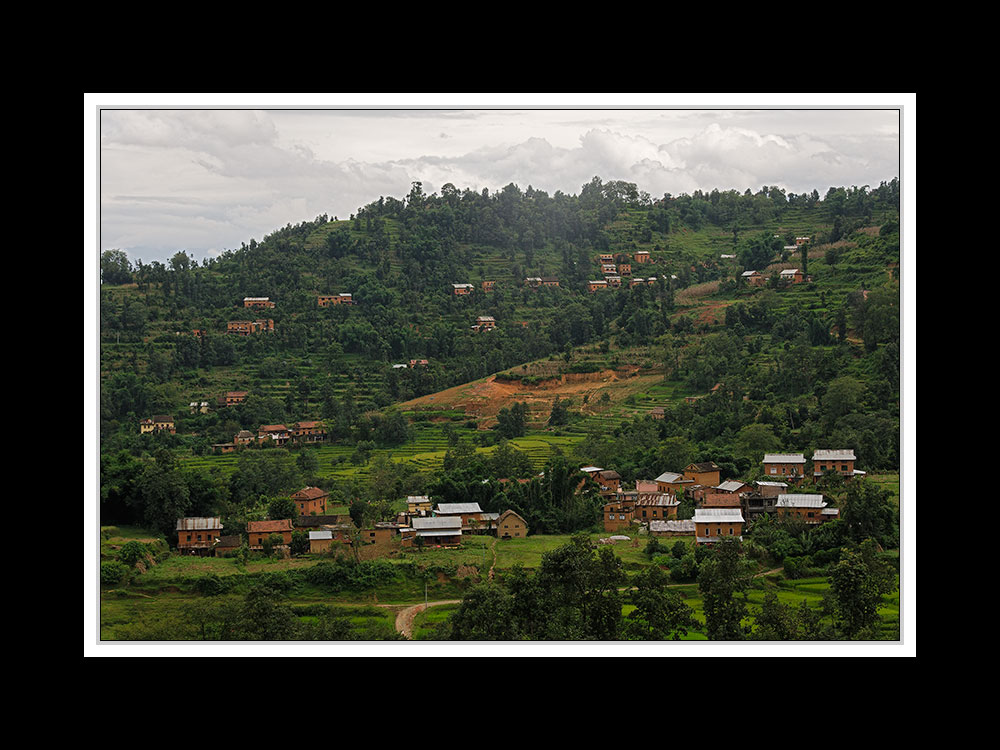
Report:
99,177,900,536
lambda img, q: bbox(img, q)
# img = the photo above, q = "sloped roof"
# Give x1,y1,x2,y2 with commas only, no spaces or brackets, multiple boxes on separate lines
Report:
292,486,328,500
776,494,827,509
176,517,222,531
497,509,527,525
687,462,720,472
412,516,462,530
436,503,483,514
813,449,856,461
763,453,805,464
715,481,747,493
655,471,689,484
649,519,695,533
247,519,294,533
693,508,745,523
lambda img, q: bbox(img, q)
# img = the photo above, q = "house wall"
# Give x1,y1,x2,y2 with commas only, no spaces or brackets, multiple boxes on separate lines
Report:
813,459,855,477
695,521,743,543
498,516,527,539
249,530,293,548
763,462,805,481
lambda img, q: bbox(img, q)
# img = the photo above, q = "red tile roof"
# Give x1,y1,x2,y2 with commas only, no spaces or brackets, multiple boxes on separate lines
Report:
247,519,294,533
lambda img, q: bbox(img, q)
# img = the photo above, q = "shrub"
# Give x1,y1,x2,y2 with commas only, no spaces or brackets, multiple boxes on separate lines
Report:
101,560,130,586
117,540,149,567
195,573,225,596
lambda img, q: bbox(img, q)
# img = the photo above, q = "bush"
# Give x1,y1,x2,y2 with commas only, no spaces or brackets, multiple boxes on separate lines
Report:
101,560,130,586
117,540,149,567
195,573,225,596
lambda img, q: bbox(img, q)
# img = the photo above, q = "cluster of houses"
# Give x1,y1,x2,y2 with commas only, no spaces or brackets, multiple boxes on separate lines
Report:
740,268,810,286
227,319,274,335
525,277,560,288
590,451,858,545
175,489,529,558
212,421,328,453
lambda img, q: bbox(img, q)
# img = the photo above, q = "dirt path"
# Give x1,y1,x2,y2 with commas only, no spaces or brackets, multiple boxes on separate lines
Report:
383,600,462,639
488,538,498,580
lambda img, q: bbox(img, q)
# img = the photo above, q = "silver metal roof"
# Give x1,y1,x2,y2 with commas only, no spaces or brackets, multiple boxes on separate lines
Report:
776,494,827,508
309,530,333,540
649,519,695,532
693,508,745,523
176,517,222,530
435,503,482,514
412,516,462,530
812,449,856,461
763,453,806,463
715,481,746,492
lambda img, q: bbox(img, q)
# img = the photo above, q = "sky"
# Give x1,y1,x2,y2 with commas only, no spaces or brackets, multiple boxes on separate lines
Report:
97,95,903,265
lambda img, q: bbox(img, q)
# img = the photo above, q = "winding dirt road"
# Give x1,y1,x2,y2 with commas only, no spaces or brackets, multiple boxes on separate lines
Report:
384,600,462,639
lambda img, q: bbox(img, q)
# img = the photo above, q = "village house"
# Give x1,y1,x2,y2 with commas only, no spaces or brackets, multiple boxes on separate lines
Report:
598,253,614,265
629,277,645,288
496,509,528,540
472,315,496,331
655,471,695,496
234,429,255,447
795,236,810,246
410,516,463,546
634,250,650,263
634,492,680,522
541,276,560,287
192,328,206,338
309,529,336,554
762,453,807,483
603,496,635,532
813,449,865,480
481,280,496,292
244,296,275,309
702,480,749,508
291,420,327,444
741,270,766,287
258,424,291,446
227,319,273,335
291,486,329,515
140,415,175,434
407,495,433,515
212,442,236,454
646,276,660,286
775,494,835,524
433,503,487,532
452,283,474,295
780,268,805,284
409,359,429,367
318,293,354,307
618,263,632,276
635,479,659,493
588,280,608,292
220,391,249,407
649,406,665,420
684,462,721,487
176,517,223,555
606,275,623,288
649,519,695,538
189,401,210,414
247,519,294,549
213,534,242,557
602,264,617,276
525,277,542,287
693,508,745,545
594,469,622,496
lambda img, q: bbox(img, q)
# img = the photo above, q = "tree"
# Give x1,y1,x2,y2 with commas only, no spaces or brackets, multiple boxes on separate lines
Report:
495,402,527,439
290,530,310,556
623,565,696,640
548,398,570,426
697,538,755,640
233,582,297,640
828,540,896,639
101,249,133,285
841,481,898,547
268,495,297,521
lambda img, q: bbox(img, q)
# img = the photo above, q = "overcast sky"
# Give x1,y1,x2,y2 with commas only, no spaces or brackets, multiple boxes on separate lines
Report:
98,99,901,265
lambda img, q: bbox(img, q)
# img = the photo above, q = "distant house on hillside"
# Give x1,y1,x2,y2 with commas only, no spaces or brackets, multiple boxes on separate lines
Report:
741,270,766,287
220,391,249,407
452,283,474,295
481,280,496,292
258,424,291,446
291,421,326,444
780,268,805,284
497,510,528,539
291,486,329,515
318,293,353,306
525,277,542,288
247,519,294,549
813,449,865,480
406,495,433,515
176,517,223,555
140,415,175,434
472,315,496,332
693,508,745,545
655,471,695,495
795,237,810,246
762,453,806,483
541,277,560,287
634,250,650,264
227,319,273,335
244,296,275,309
588,280,608,292
410,516,462,546
433,503,486,531
775,494,836,524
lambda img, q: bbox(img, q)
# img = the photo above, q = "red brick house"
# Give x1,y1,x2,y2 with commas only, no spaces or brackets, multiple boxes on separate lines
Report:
655,471,695,496
693,508,745,545
588,280,608,292
227,319,273,335
775,494,834,524
812,450,864,480
318,293,353,306
244,297,275,309
221,391,249,407
291,486,329,515
541,277,560,287
481,280,496,292
634,492,680,522
473,315,496,331
258,424,291,446
762,453,806,483
452,283,474,295
247,519,294,549
292,421,327,444
176,517,223,555
603,497,634,532
634,250,650,264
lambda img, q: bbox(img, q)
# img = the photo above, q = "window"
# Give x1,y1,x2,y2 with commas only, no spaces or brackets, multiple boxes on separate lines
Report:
729,528,734,535
770,467,776,474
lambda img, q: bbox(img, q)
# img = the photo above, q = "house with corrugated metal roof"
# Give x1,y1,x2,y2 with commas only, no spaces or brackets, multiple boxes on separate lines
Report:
434,502,486,532
410,516,463,546
176,517,223,555
775,494,833,524
812,449,865,480
693,508,745,545
762,453,806,483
